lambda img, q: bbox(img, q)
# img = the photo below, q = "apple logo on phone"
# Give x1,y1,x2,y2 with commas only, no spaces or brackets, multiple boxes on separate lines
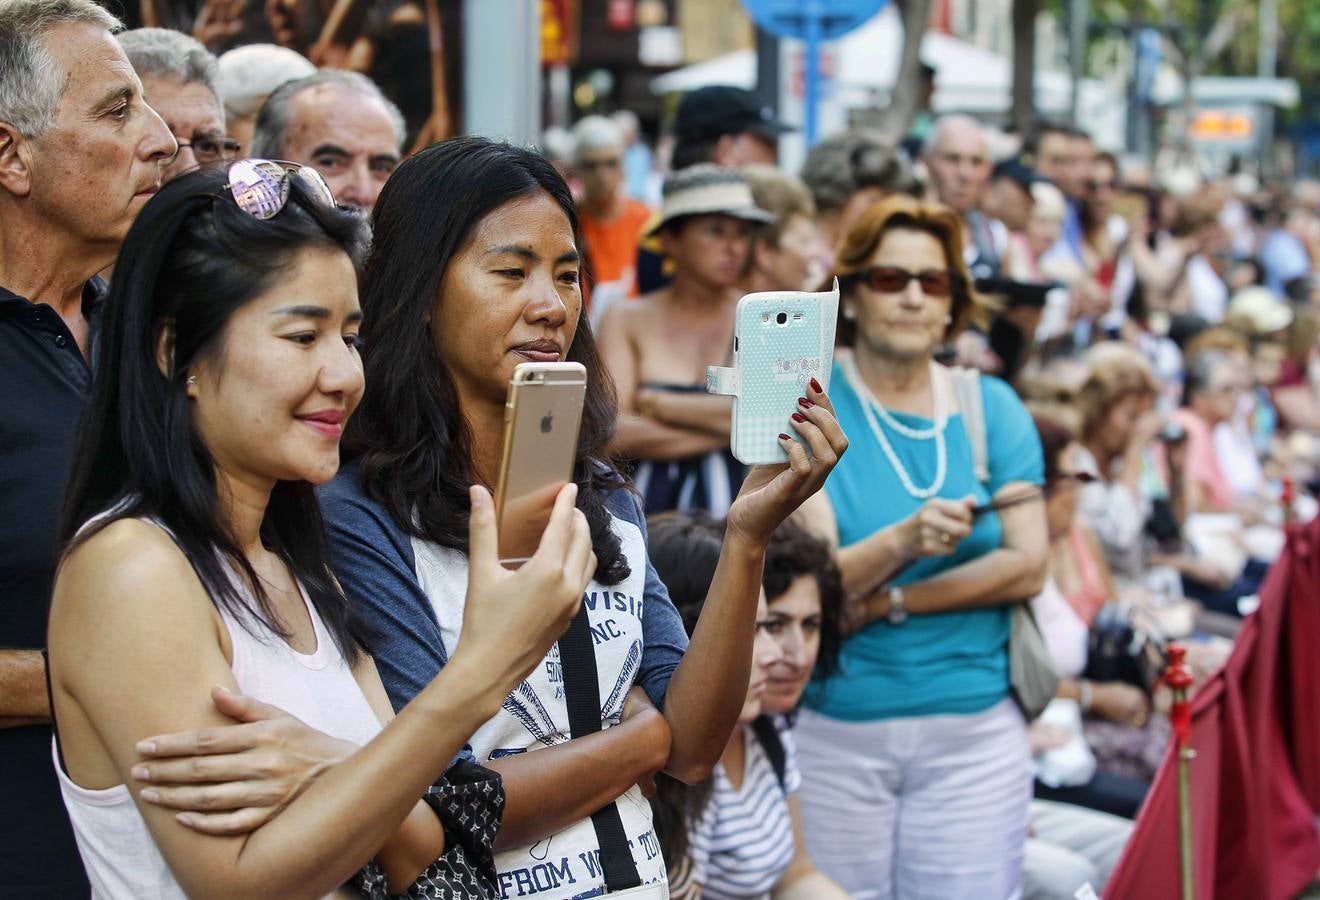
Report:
540,413,554,434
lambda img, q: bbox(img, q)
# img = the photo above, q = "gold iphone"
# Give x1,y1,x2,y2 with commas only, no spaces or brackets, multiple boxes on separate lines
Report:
494,362,587,563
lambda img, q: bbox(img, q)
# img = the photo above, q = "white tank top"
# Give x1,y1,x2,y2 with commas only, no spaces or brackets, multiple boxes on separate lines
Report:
55,518,383,899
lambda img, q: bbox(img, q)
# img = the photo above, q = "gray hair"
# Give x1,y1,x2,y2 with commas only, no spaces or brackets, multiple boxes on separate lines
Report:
252,69,405,159
570,115,623,165
800,130,919,215
118,28,222,125
0,0,121,138
922,114,986,159
1184,349,1234,404
215,43,315,122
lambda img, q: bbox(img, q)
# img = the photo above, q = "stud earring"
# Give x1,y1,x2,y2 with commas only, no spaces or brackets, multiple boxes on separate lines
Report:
186,375,197,387
945,314,953,325
843,307,856,321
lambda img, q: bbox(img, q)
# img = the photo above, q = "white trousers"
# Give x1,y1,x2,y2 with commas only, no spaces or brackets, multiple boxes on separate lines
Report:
1023,800,1131,900
795,699,1033,900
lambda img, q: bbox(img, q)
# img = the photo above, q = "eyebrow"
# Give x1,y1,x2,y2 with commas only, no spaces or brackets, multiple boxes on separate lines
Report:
270,305,364,323
92,85,133,114
484,245,580,266
309,144,350,159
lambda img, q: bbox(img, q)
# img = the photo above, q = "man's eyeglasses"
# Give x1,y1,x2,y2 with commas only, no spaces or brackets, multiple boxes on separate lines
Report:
225,158,336,220
852,266,959,297
578,157,621,172
174,134,242,165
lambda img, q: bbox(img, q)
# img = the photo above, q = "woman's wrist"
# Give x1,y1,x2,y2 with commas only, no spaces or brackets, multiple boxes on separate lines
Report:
1077,678,1094,713
721,522,771,561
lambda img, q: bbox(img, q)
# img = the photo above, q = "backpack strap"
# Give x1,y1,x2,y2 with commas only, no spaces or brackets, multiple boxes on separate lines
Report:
948,366,989,485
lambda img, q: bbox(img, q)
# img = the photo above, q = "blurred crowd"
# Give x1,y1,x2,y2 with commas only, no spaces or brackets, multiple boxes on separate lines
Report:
3,3,1318,899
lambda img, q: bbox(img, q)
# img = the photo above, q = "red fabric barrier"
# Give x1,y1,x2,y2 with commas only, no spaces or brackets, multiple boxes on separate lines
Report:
1103,518,1320,899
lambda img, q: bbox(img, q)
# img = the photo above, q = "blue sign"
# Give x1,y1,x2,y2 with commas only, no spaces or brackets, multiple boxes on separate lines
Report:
742,0,888,40
741,0,889,146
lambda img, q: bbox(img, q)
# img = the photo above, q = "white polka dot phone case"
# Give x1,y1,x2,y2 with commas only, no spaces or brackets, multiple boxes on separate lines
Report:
707,280,839,465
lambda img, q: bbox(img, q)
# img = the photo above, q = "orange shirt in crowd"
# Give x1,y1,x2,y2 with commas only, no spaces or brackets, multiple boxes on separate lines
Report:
579,198,652,309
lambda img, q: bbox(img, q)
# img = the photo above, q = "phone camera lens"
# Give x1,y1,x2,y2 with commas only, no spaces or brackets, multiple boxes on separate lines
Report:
776,312,788,325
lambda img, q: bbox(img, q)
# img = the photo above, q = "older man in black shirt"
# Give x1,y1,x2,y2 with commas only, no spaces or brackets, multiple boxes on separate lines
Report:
0,0,174,893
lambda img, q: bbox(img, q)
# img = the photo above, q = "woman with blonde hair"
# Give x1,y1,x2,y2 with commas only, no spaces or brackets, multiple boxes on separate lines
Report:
1073,342,1165,584
793,195,1048,899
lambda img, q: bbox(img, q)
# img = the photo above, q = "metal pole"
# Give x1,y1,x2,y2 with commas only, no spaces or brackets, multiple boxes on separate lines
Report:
755,25,781,119
1067,0,1086,126
462,0,540,143
1258,0,1279,176
1165,644,1196,900
803,1,823,147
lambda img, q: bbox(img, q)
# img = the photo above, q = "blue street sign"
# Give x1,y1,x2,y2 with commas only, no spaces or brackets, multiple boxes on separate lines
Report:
741,0,889,145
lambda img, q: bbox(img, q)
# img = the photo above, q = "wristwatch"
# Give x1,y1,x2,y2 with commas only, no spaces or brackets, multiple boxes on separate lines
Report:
886,585,908,626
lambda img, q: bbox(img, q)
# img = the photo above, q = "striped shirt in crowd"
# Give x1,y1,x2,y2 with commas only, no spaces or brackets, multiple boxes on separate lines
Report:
687,723,799,899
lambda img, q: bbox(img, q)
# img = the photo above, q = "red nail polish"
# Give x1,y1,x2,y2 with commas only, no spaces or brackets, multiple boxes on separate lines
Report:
791,412,807,423
798,397,815,409
779,433,791,441
810,377,823,394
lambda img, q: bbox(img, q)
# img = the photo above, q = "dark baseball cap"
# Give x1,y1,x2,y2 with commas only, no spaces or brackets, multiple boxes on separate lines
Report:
674,85,792,142
991,156,1045,192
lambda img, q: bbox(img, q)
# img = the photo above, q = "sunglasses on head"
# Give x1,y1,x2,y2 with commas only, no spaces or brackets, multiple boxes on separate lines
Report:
224,158,336,220
854,265,958,297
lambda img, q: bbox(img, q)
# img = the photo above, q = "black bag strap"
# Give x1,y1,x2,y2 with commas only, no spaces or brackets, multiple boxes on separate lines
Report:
557,605,642,891
751,715,787,791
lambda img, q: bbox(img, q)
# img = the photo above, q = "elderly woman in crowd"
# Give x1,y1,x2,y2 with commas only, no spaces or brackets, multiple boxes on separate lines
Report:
793,195,1048,899
1172,350,1272,614
1073,343,1166,584
742,165,831,295
799,130,920,250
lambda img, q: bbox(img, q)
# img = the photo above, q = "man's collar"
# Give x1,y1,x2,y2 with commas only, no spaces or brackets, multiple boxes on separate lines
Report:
0,277,107,319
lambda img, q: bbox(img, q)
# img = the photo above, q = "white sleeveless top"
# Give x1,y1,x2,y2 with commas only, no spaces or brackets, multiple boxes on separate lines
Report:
55,518,383,899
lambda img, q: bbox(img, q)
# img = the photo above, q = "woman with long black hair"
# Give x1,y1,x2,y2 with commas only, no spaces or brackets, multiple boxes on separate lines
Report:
318,136,847,897
46,162,589,898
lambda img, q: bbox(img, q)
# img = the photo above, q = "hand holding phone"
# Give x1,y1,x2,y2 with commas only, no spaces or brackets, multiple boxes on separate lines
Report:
494,362,586,564
707,281,839,465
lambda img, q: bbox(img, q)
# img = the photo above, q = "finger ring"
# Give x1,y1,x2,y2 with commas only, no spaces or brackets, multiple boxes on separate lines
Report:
940,531,950,545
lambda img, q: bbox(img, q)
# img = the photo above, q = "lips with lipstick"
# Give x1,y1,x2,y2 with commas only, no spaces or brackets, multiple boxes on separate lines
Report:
513,339,563,363
298,408,345,438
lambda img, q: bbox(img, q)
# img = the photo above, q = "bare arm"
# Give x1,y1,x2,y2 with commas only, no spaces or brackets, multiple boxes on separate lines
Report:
773,796,851,899
487,686,670,850
845,486,1048,631
596,301,729,461
661,530,767,782
0,649,48,727
641,389,733,439
662,389,847,782
900,488,1048,614
613,413,732,461
1271,385,1320,433
51,487,591,900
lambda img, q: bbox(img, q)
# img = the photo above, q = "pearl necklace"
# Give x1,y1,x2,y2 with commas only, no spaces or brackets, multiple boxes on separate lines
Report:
841,354,948,499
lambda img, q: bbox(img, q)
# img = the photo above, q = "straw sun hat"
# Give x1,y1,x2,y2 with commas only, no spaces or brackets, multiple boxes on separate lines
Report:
648,164,775,235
